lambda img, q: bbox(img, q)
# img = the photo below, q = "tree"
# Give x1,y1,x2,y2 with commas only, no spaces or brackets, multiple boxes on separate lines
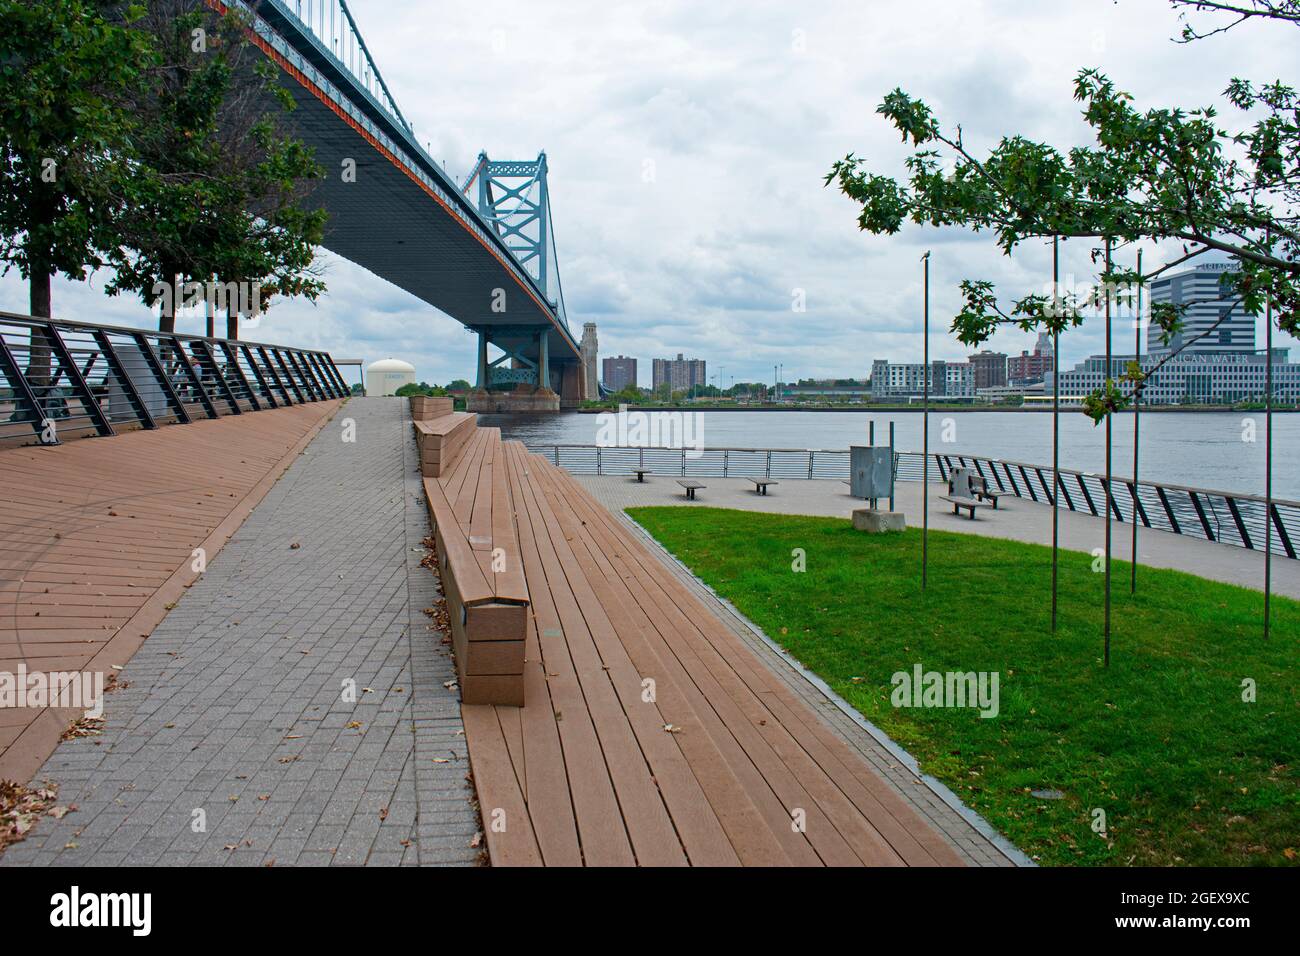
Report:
105,1,325,334
826,0,1298,421
0,0,152,379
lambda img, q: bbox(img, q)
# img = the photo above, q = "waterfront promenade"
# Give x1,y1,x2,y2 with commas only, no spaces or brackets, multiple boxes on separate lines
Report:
2,398,1024,866
577,475,1298,599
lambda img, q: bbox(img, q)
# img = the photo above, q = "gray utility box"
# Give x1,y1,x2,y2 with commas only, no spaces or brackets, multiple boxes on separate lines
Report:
849,445,894,501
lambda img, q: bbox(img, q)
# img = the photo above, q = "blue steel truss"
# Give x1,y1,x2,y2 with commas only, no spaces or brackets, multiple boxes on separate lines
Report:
235,0,575,342
465,152,570,330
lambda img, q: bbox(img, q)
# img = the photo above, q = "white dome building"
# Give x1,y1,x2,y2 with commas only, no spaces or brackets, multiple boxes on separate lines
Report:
366,358,416,396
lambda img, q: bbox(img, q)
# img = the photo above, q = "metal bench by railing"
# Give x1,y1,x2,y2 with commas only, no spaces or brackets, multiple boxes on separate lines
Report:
524,442,1299,559
0,312,348,448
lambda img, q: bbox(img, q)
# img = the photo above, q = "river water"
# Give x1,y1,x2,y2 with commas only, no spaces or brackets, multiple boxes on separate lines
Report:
481,409,1299,500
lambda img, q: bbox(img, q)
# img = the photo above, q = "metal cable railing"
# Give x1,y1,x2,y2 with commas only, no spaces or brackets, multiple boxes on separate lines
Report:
525,442,1299,559
0,312,347,448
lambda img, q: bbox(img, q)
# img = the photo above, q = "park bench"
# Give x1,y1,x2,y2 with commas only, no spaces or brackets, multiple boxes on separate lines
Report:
414,411,476,477
630,468,653,483
676,479,706,500
970,475,1009,509
747,478,779,496
939,494,986,519
424,425,529,706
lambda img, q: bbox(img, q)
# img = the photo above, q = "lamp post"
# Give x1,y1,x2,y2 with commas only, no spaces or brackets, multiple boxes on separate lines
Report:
922,251,931,591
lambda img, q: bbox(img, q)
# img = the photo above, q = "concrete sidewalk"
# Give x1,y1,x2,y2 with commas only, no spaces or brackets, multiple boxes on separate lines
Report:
576,474,1299,598
1,398,478,867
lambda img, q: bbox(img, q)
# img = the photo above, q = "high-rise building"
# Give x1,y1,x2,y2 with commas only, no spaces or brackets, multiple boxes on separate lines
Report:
652,354,707,393
1148,262,1254,355
602,355,637,392
1008,332,1054,385
968,350,1008,390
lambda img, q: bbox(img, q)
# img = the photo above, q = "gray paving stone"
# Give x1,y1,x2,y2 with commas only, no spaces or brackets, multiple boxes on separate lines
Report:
0,399,476,868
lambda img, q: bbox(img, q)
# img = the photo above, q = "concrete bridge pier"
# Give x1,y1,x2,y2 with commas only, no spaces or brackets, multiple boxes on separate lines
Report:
466,328,565,413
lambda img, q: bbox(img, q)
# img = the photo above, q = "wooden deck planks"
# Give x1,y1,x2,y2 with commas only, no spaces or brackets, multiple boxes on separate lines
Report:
454,440,966,867
541,457,963,866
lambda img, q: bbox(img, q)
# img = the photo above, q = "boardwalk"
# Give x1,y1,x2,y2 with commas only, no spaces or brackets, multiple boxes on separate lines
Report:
450,442,1017,866
0,401,342,783
1,398,478,866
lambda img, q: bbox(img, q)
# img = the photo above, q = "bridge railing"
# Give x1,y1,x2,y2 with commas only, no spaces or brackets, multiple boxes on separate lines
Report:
525,442,1299,559
0,311,347,448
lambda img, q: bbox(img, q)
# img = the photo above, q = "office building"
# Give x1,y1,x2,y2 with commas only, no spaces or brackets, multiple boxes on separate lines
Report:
969,350,1008,390
1148,262,1254,355
870,359,975,399
1048,348,1300,404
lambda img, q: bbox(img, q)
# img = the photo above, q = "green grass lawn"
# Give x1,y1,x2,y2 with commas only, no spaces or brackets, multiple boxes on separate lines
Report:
627,506,1299,867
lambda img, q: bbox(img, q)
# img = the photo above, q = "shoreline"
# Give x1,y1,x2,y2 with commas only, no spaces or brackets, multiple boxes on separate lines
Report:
577,404,1299,414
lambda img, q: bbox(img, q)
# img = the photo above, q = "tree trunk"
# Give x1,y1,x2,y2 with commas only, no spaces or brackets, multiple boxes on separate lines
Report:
226,306,238,340
26,265,54,387
159,267,179,333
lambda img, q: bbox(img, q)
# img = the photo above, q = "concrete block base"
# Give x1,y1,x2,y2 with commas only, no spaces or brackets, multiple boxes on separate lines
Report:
465,387,560,413
852,509,906,533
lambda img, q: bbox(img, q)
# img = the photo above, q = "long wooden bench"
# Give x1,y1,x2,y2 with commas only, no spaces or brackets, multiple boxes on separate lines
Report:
457,438,970,867
423,425,529,706
414,411,476,478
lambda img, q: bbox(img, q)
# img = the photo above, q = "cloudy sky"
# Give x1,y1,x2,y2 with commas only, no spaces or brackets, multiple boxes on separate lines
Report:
3,0,1296,388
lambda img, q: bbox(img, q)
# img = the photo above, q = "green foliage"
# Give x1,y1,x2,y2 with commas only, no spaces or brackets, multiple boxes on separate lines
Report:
0,0,153,313
827,5,1299,422
632,506,1300,867
394,381,446,397
105,3,326,328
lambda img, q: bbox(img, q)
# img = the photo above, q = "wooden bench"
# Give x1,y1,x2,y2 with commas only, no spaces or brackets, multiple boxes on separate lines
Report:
424,425,529,706
939,494,986,519
676,479,706,500
414,411,476,478
747,478,778,496
410,394,454,420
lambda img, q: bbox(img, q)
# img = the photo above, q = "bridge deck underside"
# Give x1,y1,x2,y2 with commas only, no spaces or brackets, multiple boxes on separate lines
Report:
261,56,577,366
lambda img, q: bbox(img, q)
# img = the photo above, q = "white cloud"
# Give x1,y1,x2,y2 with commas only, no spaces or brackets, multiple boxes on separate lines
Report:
3,0,1295,389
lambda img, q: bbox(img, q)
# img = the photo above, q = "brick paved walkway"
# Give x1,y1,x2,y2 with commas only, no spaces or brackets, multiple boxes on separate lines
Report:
1,398,478,867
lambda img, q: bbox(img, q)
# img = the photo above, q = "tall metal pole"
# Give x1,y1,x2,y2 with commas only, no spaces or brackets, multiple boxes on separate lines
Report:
1131,249,1142,594
1052,237,1060,632
1103,240,1113,667
1265,287,1273,639
922,251,931,591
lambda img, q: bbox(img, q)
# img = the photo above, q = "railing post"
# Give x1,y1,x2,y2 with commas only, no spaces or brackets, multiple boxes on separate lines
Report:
92,328,155,430
808,450,814,479
196,339,242,414
723,449,728,477
43,321,114,437
170,337,220,419
0,334,52,442
219,340,261,411
132,332,190,423
239,344,277,408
